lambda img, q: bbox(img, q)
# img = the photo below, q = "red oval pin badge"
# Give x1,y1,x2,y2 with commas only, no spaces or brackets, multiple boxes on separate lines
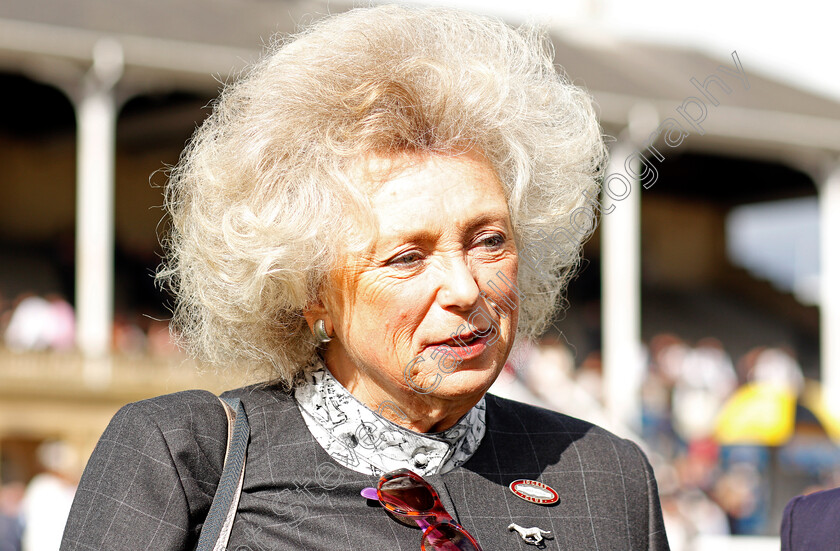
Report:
509,479,559,505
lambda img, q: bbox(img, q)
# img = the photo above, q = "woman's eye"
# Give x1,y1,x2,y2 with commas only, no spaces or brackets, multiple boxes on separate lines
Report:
479,234,505,249
390,252,423,267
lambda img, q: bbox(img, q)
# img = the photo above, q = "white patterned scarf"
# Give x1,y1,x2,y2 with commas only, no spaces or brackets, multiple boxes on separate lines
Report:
293,364,486,476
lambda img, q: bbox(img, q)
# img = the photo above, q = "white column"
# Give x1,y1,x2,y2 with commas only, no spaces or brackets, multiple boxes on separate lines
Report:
601,139,643,430
821,161,840,418
74,39,123,361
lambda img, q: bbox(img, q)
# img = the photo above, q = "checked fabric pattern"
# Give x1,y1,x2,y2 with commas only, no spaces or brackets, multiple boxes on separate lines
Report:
61,384,670,550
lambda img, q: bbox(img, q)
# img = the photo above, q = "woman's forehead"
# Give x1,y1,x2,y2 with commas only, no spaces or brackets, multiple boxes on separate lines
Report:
360,153,509,237
348,147,498,189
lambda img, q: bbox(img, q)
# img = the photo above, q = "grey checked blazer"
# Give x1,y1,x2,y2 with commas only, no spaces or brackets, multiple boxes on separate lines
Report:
61,384,670,550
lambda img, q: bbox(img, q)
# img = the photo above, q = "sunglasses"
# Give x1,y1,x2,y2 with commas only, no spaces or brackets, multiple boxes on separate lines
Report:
361,468,484,551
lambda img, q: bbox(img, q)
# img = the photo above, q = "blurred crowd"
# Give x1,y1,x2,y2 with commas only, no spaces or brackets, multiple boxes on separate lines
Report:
515,333,840,549
0,292,180,357
641,335,840,545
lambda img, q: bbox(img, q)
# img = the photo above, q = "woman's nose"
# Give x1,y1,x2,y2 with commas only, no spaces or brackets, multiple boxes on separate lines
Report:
436,255,480,310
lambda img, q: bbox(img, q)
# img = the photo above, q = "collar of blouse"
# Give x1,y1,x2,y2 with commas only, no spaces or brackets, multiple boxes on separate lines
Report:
293,363,486,476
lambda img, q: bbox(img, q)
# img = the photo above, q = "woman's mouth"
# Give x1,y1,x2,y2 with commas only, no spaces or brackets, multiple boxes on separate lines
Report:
427,332,488,361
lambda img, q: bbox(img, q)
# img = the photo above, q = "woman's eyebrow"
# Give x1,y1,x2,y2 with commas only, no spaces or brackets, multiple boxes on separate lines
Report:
458,210,512,233
377,228,439,250
379,211,510,246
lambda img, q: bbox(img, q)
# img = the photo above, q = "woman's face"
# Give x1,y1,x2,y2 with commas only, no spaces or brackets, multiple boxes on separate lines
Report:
316,150,520,420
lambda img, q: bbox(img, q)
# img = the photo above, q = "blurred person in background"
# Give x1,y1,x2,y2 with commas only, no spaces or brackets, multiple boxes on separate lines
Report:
641,334,683,457
712,458,765,535
0,482,24,551
145,318,180,357
20,441,78,551
44,294,74,352
575,350,604,403
111,312,147,356
60,5,670,550
750,347,803,391
4,294,52,352
671,338,736,446
3,293,74,353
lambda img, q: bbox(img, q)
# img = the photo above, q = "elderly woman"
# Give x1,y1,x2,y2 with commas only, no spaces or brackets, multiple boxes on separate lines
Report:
61,5,669,551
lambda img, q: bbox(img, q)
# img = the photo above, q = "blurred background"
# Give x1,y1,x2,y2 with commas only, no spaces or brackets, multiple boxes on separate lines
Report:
0,1,838,550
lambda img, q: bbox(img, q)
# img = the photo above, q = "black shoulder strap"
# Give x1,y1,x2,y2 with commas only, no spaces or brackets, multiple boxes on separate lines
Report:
196,396,250,551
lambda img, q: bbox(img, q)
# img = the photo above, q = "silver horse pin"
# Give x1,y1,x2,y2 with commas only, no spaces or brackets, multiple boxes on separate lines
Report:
508,523,553,545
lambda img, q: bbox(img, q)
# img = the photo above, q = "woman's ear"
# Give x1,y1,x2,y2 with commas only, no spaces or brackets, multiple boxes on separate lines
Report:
303,300,334,338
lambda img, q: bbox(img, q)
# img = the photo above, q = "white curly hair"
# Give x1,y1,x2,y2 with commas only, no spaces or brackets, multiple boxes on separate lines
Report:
158,3,606,386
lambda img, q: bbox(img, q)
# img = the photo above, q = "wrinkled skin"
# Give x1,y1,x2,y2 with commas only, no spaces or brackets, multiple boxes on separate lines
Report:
305,150,519,433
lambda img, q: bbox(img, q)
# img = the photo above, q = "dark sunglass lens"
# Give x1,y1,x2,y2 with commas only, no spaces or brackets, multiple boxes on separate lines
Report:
422,523,480,551
379,476,436,512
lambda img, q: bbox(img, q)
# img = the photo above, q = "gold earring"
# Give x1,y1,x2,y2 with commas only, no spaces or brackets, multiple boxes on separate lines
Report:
314,319,332,343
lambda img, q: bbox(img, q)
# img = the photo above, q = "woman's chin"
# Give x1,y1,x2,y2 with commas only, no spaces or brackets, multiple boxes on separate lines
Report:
426,361,502,398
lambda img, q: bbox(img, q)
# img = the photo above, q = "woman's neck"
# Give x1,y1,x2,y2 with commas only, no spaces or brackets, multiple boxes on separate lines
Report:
321,351,480,433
